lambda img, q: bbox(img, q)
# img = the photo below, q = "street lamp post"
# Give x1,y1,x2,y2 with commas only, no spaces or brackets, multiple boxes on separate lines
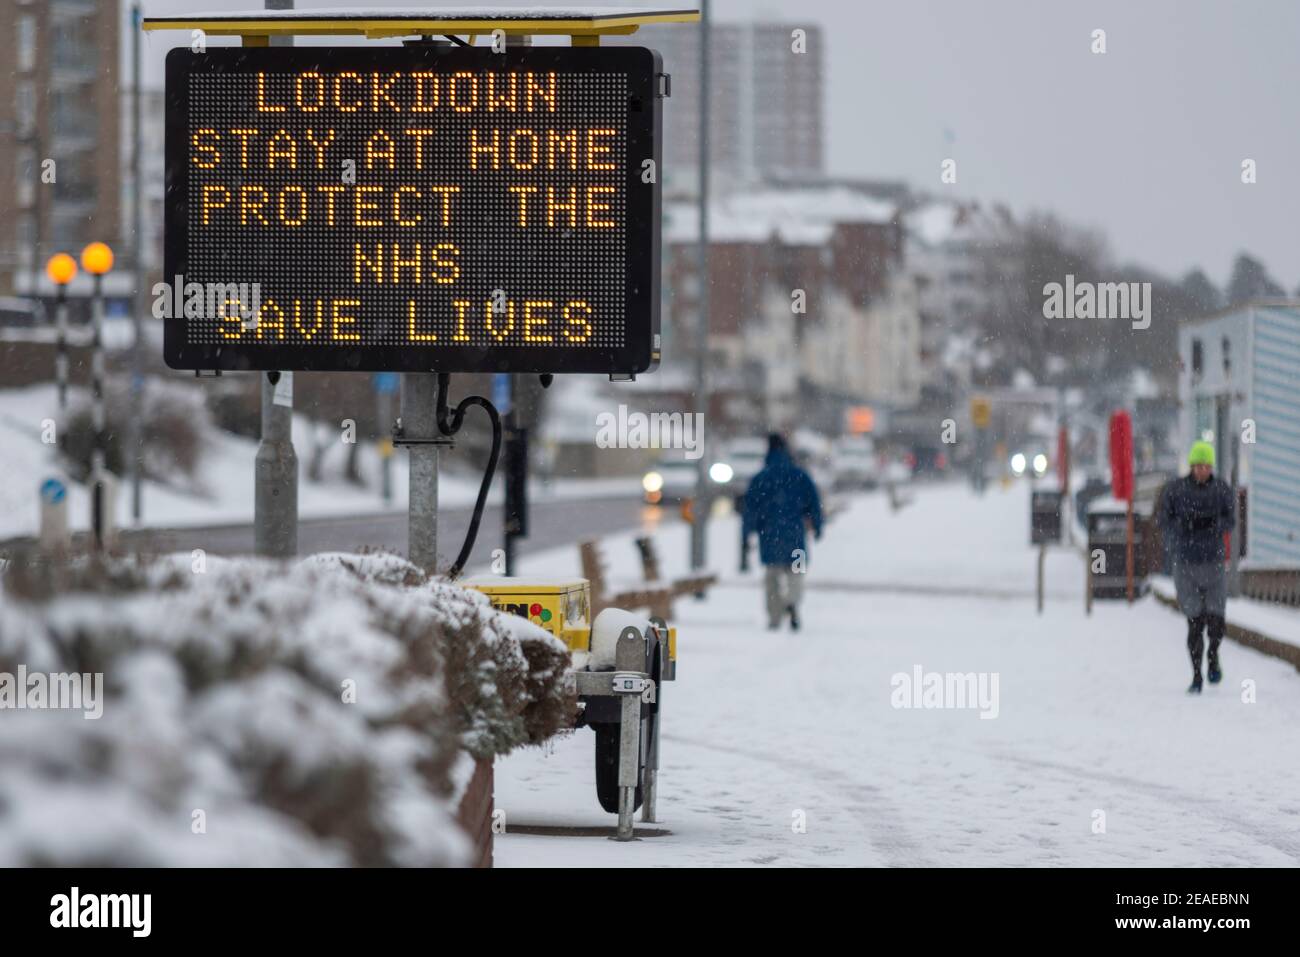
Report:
81,242,114,552
45,253,78,421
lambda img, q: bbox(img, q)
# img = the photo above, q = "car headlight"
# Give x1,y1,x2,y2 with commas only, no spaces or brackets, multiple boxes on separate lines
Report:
642,471,664,493
1032,454,1048,475
1010,453,1026,475
709,462,734,484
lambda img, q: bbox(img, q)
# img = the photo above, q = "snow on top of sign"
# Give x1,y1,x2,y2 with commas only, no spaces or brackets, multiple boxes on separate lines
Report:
157,5,698,21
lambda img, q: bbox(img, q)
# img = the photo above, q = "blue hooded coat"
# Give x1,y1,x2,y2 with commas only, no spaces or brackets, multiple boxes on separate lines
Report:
741,446,824,566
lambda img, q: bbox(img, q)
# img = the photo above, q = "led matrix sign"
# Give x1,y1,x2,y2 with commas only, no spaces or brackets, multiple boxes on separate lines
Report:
164,46,662,373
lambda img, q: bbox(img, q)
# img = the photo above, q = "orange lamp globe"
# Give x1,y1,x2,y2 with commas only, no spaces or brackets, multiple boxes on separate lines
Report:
80,242,114,276
46,253,78,286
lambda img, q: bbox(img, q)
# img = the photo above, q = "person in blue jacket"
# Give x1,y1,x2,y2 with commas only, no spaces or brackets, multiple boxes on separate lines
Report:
740,433,824,631
1159,440,1235,694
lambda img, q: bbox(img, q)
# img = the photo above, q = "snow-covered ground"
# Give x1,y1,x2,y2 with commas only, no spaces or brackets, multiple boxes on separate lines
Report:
495,480,1300,867
0,384,640,539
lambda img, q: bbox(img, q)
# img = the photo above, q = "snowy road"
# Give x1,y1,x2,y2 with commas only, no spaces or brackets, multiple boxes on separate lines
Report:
122,493,662,564
496,481,1300,867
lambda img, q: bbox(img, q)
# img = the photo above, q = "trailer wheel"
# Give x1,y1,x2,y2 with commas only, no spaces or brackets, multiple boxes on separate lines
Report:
594,722,643,814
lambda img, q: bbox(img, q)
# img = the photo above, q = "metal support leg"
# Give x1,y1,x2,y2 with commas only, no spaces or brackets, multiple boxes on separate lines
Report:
641,651,661,824
613,626,646,841
616,690,640,840
641,741,659,824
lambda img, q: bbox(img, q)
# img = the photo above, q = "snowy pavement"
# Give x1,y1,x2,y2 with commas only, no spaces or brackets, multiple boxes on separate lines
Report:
495,481,1300,867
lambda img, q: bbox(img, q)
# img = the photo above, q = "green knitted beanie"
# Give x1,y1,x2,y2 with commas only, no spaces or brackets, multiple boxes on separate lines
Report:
1188,440,1215,468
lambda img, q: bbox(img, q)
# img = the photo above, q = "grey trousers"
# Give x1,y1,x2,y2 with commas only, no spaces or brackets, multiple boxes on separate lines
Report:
1173,560,1227,619
764,564,804,625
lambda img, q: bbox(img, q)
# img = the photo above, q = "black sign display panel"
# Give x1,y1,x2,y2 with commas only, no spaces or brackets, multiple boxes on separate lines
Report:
163,45,662,374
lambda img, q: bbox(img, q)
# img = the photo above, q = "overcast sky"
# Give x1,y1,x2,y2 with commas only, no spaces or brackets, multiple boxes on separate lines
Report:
129,0,1300,290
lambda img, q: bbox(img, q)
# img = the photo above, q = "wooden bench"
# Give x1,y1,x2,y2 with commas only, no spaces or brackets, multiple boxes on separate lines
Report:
580,537,718,619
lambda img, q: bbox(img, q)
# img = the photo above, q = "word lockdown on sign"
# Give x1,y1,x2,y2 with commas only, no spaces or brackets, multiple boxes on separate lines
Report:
164,45,663,375
248,68,564,114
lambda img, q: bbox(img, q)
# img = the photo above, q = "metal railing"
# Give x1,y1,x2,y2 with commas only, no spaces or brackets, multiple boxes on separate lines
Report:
1238,568,1300,608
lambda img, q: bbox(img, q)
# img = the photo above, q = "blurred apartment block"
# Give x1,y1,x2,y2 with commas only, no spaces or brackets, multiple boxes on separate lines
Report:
661,187,921,434
616,22,824,197
1,0,122,302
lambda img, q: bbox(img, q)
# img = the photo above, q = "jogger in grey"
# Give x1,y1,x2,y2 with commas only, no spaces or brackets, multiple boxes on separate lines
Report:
1159,440,1235,694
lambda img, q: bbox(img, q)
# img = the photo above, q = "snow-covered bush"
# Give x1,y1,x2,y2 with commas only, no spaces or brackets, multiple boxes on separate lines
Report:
0,551,574,866
63,378,209,482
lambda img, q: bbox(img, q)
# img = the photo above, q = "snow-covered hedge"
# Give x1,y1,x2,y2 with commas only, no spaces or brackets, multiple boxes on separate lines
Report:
63,377,211,484
0,552,574,866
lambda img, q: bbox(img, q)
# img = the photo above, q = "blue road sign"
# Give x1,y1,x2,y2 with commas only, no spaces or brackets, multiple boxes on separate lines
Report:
40,477,67,505
492,373,512,415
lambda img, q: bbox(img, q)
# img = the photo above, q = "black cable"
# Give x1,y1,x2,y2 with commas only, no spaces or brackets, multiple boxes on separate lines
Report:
436,373,501,579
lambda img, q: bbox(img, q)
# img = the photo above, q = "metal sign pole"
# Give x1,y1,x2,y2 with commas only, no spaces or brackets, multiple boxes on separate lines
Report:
689,0,711,574
503,375,520,576
401,372,440,574
253,1,298,559
255,370,298,557
377,381,394,504
128,2,145,524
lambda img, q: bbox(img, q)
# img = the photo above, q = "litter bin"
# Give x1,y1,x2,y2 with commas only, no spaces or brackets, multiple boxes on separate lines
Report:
1087,497,1148,600
1031,489,1063,545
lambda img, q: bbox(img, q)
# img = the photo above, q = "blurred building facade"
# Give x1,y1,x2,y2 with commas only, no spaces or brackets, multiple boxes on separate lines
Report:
1177,303,1300,567
904,199,1021,402
663,186,921,436
619,19,931,437
0,0,121,297
120,87,165,279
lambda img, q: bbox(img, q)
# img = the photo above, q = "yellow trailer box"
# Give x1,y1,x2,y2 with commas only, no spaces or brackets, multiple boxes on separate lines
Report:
461,577,593,654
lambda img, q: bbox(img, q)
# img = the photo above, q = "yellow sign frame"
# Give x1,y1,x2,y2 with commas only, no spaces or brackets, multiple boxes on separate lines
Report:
142,8,701,45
